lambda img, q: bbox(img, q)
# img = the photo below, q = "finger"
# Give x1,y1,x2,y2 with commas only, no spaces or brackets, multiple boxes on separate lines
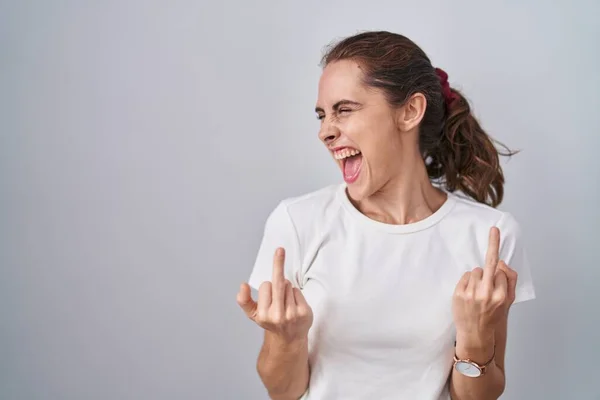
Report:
454,271,471,294
271,248,286,312
257,281,272,317
468,267,483,293
498,260,518,302
272,247,286,284
493,269,508,298
293,287,309,308
483,227,501,283
236,283,258,319
284,280,296,309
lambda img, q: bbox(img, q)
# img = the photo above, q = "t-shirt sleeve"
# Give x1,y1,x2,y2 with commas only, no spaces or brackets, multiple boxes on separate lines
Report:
496,212,536,304
248,201,302,290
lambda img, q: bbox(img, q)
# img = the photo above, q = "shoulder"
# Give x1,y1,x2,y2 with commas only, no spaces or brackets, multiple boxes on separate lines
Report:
442,192,525,264
447,191,521,234
272,183,343,225
261,184,344,257
250,186,340,289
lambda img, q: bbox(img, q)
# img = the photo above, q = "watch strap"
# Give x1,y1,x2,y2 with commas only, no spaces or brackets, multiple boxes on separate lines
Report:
453,342,496,376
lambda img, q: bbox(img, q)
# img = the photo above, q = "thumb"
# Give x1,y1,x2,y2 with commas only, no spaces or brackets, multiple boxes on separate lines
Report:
237,283,257,319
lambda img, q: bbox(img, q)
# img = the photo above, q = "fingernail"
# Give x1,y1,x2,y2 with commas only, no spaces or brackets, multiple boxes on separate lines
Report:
276,248,284,256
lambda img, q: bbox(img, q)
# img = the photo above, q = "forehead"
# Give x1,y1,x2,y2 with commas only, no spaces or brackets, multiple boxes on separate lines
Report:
317,60,369,106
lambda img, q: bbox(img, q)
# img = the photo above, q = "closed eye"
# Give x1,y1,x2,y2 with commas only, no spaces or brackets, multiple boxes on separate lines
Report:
316,109,352,121
314,100,361,120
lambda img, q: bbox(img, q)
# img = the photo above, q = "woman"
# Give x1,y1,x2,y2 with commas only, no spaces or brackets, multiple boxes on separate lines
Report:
236,31,535,400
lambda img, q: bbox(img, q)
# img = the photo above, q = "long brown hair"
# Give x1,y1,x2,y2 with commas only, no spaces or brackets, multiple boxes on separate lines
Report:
320,31,515,207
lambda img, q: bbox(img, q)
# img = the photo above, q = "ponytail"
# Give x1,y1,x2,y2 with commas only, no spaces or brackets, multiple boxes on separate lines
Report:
430,88,516,208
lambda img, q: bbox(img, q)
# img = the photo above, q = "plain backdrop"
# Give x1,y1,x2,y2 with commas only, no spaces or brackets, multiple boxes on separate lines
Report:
1,1,599,399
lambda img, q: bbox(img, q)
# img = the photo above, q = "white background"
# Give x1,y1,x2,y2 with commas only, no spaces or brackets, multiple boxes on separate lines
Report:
1,1,598,399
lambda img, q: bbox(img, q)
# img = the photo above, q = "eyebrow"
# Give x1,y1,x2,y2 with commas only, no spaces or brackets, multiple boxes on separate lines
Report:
315,99,362,114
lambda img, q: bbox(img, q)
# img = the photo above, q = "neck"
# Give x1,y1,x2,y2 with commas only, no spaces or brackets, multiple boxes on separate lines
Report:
353,154,447,225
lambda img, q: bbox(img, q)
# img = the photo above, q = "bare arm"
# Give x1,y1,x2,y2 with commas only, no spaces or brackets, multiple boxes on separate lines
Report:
450,227,520,400
238,248,313,400
257,331,310,400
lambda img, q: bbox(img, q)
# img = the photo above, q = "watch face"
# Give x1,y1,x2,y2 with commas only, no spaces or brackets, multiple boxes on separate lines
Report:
454,361,482,378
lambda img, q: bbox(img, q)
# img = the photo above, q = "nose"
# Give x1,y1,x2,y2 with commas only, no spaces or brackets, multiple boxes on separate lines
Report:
318,119,341,145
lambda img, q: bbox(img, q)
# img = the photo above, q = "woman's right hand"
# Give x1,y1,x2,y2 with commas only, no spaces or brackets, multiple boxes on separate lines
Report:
237,247,313,343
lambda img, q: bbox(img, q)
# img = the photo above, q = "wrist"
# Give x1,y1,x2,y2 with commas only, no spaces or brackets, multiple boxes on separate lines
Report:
266,331,308,350
455,331,495,365
456,328,494,348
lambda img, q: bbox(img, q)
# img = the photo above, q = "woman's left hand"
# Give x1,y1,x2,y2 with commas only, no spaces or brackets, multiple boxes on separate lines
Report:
452,227,519,344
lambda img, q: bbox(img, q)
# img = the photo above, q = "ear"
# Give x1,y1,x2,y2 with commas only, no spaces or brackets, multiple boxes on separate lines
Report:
396,92,427,133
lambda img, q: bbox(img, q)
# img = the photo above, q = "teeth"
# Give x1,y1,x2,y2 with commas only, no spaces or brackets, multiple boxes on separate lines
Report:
334,148,361,160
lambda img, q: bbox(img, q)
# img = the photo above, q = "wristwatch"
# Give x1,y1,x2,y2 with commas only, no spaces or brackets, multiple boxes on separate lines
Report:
453,344,496,378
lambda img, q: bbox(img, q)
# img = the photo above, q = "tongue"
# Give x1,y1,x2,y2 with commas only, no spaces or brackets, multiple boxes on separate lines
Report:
344,155,362,179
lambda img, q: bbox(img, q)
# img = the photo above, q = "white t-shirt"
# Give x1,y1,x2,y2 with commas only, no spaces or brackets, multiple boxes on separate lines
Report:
248,184,535,400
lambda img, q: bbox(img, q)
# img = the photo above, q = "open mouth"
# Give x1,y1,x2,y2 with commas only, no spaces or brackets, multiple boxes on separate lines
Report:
333,148,363,184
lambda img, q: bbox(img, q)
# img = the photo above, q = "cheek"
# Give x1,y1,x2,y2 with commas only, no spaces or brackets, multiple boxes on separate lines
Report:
359,123,401,166
339,118,365,145
342,116,384,147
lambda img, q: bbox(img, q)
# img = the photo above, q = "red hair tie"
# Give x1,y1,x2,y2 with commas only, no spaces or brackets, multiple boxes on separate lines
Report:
435,67,459,106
